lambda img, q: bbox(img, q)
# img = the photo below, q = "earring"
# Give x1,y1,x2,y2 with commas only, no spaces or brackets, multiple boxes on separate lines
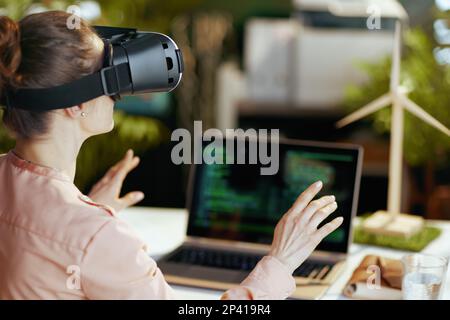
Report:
81,112,87,118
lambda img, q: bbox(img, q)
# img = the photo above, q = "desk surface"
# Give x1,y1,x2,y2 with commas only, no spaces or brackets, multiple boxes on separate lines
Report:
121,207,450,300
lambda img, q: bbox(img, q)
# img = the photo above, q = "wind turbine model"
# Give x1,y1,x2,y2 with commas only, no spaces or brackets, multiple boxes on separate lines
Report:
337,21,450,237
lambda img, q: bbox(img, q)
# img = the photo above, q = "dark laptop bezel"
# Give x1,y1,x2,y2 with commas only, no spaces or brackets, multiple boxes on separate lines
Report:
185,137,363,254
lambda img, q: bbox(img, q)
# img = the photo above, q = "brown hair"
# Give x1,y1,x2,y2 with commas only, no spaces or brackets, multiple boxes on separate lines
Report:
0,11,103,140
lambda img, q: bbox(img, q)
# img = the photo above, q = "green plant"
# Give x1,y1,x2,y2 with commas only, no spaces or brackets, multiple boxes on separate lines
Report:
0,110,169,192
0,0,72,19
0,115,15,152
0,0,202,32
0,0,33,19
345,28,450,167
353,216,442,252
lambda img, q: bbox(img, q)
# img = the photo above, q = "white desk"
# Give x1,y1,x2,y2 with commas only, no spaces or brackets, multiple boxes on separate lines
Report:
121,207,450,300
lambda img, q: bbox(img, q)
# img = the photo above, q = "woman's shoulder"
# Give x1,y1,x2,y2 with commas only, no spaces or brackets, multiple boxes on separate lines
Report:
76,194,116,218
0,151,121,251
45,192,121,249
1,180,117,252
51,191,145,253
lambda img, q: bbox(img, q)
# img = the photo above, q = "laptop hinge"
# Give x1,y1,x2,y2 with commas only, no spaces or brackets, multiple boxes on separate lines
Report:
184,236,271,254
183,236,348,262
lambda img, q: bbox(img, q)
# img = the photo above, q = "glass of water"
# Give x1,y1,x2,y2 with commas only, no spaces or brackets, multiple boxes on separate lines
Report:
402,254,448,300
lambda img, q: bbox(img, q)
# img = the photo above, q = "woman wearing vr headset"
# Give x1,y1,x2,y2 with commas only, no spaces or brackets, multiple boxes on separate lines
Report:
0,11,342,300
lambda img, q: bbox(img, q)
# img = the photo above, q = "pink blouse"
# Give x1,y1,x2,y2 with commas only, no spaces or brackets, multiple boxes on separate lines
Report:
0,151,296,300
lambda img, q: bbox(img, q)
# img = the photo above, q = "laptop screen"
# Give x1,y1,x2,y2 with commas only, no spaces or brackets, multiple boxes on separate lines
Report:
187,138,363,253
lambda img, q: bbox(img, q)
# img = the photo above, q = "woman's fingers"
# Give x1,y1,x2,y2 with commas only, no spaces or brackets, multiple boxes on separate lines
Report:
104,150,140,191
313,216,344,244
108,149,132,174
118,191,145,210
110,149,133,179
94,150,132,189
307,201,338,231
269,180,343,274
89,150,140,196
298,195,336,226
287,181,323,216
115,150,140,181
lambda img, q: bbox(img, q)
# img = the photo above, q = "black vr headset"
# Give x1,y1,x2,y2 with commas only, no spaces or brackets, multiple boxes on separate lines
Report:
1,26,184,111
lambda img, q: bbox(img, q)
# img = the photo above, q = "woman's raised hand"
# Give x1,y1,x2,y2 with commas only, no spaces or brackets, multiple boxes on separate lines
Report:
88,149,144,212
268,181,343,274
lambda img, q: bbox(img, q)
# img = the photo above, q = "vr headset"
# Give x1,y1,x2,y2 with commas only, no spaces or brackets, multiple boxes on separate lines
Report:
1,26,184,111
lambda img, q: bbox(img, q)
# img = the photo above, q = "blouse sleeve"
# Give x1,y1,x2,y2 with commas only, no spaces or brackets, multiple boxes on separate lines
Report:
80,218,295,300
80,219,175,300
221,256,296,300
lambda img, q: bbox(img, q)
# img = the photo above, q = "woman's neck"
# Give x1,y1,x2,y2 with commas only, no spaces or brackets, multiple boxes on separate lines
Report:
14,133,85,182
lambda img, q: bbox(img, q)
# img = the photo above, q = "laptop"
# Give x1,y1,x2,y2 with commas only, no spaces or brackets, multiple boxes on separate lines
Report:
158,137,363,299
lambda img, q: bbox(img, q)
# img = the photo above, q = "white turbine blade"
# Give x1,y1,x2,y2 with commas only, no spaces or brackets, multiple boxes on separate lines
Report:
336,93,391,128
399,94,450,136
390,21,401,91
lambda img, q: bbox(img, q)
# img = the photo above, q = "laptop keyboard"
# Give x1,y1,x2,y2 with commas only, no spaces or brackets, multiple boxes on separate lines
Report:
167,247,335,280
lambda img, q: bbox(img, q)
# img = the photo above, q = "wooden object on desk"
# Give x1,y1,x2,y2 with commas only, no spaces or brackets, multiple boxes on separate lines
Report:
362,211,424,238
343,255,403,300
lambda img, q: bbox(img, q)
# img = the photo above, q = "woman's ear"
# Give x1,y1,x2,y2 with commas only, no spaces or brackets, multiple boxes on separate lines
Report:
64,105,86,119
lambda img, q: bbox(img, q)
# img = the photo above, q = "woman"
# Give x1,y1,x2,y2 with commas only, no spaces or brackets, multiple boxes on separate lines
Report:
0,11,342,300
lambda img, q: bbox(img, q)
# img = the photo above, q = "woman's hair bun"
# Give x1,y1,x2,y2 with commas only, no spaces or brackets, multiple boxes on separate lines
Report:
0,16,22,90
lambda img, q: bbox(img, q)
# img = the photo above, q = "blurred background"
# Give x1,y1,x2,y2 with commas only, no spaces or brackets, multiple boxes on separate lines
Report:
0,0,449,219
